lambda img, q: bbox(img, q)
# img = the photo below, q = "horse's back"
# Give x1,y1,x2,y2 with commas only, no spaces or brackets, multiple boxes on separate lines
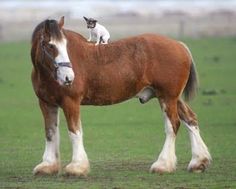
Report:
66,32,192,104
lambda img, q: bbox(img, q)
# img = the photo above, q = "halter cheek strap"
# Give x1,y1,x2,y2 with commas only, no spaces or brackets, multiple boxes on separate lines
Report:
41,45,72,69
39,37,72,81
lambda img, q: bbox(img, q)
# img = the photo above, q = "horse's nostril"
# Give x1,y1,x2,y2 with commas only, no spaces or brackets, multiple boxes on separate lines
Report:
65,76,72,85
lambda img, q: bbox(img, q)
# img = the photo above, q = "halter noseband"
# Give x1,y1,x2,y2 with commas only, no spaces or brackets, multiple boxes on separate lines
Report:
39,35,72,80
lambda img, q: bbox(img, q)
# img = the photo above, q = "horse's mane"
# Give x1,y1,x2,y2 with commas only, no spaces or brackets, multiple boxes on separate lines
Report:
31,21,43,44
31,19,63,44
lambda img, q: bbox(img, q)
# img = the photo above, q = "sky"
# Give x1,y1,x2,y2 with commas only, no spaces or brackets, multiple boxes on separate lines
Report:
1,0,236,18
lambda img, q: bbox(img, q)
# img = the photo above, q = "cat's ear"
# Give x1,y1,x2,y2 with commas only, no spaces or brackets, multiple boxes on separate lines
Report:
83,16,88,21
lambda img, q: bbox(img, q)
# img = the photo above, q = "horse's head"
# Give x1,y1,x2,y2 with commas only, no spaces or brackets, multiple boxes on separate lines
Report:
38,16,74,86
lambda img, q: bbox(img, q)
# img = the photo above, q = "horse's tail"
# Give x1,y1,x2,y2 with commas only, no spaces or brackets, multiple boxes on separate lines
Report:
179,42,199,101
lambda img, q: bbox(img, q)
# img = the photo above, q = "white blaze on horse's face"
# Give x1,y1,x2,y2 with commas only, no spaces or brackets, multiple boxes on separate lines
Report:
49,37,75,86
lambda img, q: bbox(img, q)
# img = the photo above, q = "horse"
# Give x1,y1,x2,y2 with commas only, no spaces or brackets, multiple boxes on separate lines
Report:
30,16,211,176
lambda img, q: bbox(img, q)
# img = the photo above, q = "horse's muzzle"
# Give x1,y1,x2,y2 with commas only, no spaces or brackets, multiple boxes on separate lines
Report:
56,65,75,86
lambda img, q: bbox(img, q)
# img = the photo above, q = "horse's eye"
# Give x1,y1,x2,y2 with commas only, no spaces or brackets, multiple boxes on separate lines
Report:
48,44,54,49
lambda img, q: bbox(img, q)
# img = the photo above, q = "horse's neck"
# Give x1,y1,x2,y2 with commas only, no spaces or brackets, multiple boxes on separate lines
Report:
65,30,87,42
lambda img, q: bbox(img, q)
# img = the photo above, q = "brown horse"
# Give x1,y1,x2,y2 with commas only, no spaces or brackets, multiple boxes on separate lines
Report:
31,17,211,176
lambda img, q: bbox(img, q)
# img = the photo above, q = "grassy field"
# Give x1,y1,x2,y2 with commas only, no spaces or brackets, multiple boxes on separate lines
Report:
0,37,236,189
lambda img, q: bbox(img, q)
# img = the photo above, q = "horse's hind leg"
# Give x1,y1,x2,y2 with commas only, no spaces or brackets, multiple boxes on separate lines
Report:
33,100,60,175
150,98,180,173
177,99,211,172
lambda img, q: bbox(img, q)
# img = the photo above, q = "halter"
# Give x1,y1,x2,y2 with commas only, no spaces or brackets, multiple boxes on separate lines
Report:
39,34,72,80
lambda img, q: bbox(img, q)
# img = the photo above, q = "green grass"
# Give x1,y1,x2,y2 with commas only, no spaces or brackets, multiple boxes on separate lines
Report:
0,37,236,189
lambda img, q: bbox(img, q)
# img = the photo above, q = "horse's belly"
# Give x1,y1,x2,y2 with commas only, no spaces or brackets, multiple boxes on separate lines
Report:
81,76,142,105
81,94,133,105
81,85,139,105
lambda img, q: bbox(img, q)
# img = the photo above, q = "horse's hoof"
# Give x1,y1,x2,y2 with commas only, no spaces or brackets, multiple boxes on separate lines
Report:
188,157,211,173
150,162,176,174
33,161,60,175
64,162,90,177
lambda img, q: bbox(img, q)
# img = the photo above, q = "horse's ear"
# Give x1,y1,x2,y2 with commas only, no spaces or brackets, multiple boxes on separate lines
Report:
58,16,64,29
83,16,88,21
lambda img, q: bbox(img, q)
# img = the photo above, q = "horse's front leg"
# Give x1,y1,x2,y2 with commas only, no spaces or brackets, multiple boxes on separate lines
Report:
33,100,60,175
62,98,90,176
